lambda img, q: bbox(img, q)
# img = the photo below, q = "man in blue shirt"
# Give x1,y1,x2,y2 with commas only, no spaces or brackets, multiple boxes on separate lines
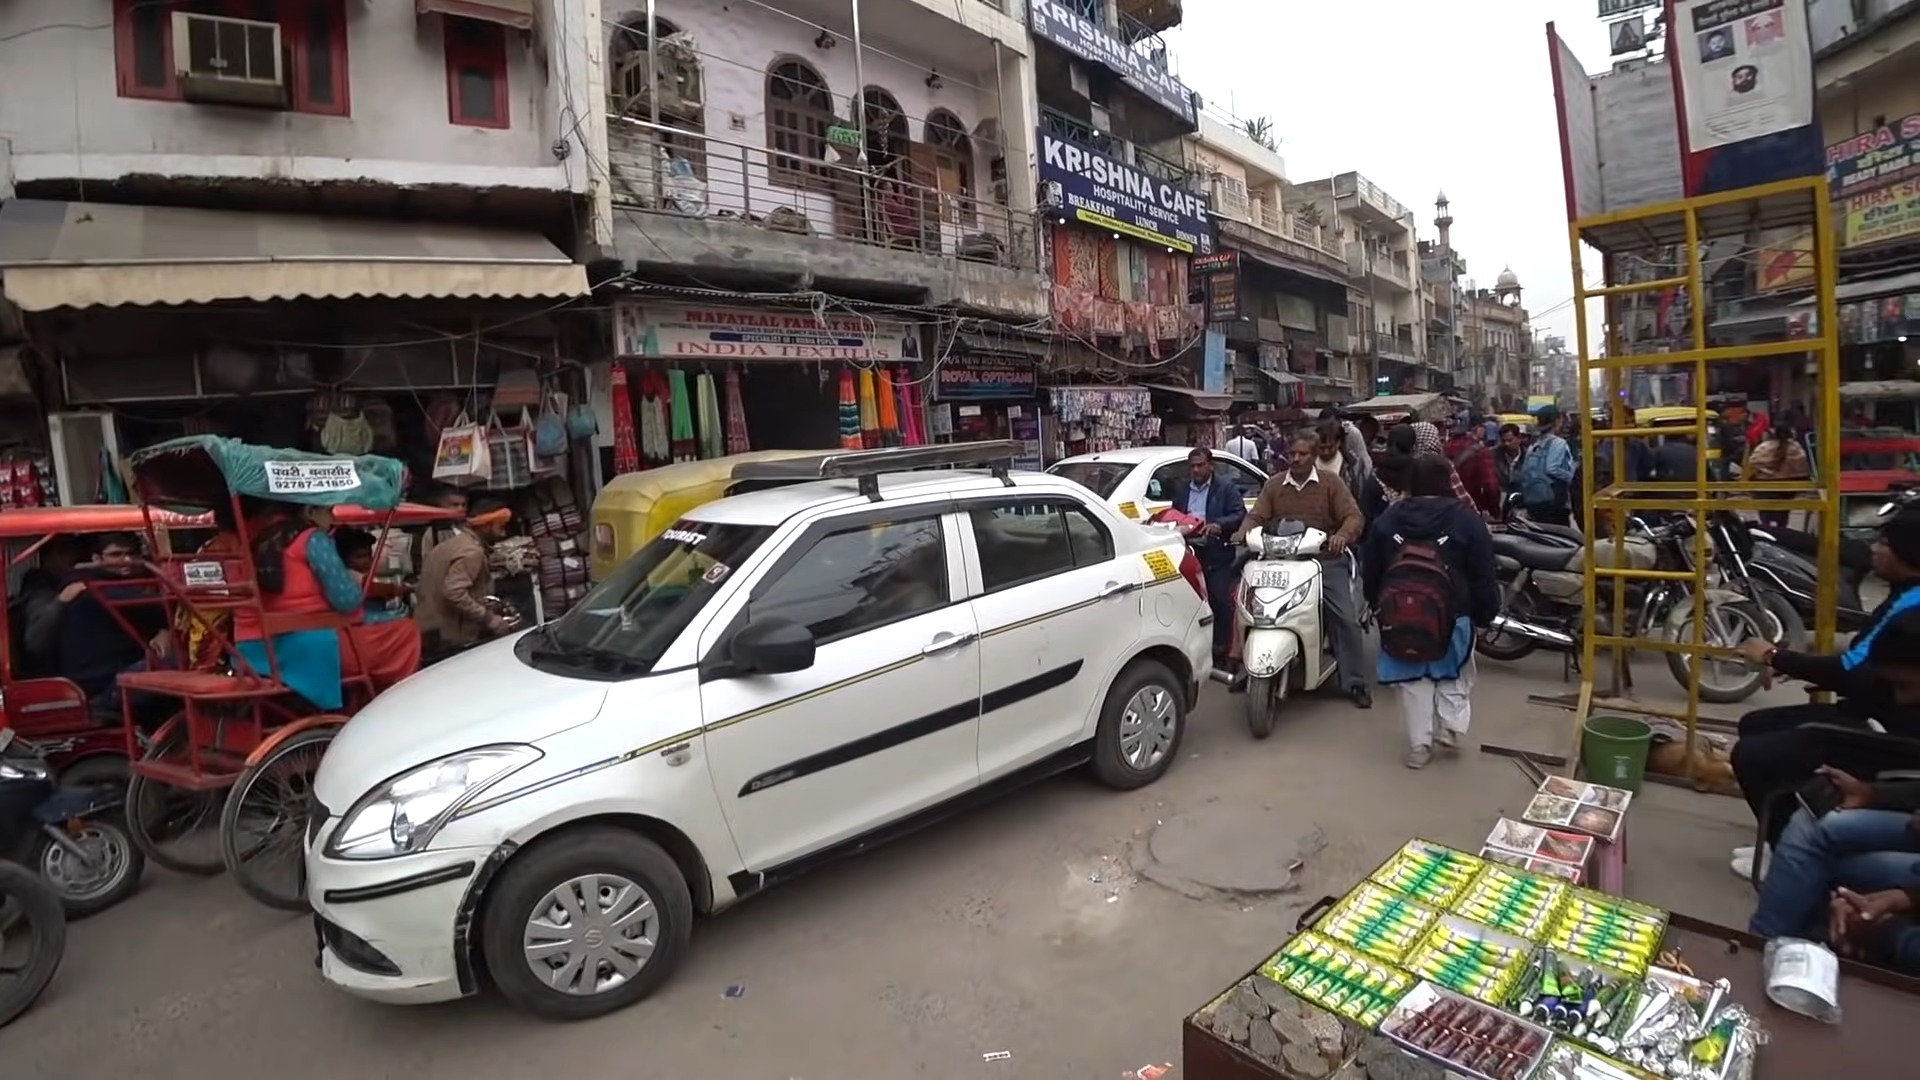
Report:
1170,448,1246,662
1519,406,1576,525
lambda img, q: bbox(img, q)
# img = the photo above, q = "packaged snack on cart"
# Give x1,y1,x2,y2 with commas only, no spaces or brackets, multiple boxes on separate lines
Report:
1547,890,1669,976
1382,980,1553,1080
1534,1039,1662,1080
1369,839,1484,907
1322,881,1441,963
1406,916,1530,1004
1504,948,1640,1052
1454,863,1569,938
1258,931,1414,1028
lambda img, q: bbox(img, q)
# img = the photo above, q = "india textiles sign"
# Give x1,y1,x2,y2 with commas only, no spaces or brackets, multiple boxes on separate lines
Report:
612,300,922,362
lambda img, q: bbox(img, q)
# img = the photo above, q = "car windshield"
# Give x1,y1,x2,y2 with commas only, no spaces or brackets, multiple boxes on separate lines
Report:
1047,461,1133,499
537,519,773,673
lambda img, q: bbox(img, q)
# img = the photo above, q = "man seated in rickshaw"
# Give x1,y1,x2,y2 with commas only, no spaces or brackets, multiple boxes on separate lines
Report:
233,502,423,711
12,535,85,679
50,532,167,710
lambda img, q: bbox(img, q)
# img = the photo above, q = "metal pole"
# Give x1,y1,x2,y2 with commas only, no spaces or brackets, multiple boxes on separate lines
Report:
849,0,873,241
645,0,662,205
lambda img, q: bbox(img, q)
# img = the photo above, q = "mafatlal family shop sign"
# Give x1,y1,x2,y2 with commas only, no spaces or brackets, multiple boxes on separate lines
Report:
612,301,922,362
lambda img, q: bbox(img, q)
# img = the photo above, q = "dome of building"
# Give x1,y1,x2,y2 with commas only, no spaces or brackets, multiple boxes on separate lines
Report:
1496,266,1521,289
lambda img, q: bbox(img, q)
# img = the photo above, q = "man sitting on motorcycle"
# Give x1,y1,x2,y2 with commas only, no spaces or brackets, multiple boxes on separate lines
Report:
1236,432,1371,709
1165,448,1246,666
1727,505,1920,880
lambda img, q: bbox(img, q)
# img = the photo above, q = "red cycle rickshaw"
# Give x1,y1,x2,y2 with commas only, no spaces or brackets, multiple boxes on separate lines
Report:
110,436,455,910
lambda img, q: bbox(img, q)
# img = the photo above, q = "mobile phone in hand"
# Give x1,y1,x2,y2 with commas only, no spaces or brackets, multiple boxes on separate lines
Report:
1797,775,1845,819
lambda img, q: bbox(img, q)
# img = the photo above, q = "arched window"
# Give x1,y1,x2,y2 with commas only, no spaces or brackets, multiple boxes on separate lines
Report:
861,86,909,172
925,109,975,225
767,59,833,189
607,13,706,190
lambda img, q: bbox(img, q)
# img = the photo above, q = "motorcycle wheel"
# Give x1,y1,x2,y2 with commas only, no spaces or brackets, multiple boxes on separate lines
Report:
0,860,66,1029
34,814,146,919
1666,599,1773,704
1244,674,1279,740
1476,594,1540,662
1752,587,1808,653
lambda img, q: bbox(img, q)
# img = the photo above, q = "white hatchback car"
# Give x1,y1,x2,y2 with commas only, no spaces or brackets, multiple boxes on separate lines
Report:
1049,446,1268,521
306,442,1214,1019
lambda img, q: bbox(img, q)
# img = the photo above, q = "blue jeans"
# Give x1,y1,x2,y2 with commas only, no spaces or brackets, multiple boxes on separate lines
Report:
1749,808,1920,943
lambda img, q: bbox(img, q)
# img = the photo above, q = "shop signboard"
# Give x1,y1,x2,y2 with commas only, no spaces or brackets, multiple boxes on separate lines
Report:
933,358,1037,402
1027,0,1196,129
1598,0,1659,16
1191,250,1240,322
1752,226,1813,292
1038,132,1214,254
1827,112,1920,198
611,300,921,362
1842,178,1920,249
1203,329,1228,394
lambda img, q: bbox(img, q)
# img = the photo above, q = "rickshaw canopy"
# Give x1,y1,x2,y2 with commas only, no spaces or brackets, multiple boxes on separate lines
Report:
126,436,409,512
0,502,457,551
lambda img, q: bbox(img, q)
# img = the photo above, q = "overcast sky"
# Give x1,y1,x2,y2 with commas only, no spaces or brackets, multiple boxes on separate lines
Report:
1166,2,1631,346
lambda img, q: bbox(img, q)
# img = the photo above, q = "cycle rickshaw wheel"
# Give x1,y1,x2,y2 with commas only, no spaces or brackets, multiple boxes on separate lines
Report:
220,726,337,911
124,720,225,876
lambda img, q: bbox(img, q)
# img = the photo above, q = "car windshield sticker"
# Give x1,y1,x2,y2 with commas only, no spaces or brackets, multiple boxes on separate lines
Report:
1141,550,1178,581
1118,501,1140,519
662,528,708,546
702,562,730,585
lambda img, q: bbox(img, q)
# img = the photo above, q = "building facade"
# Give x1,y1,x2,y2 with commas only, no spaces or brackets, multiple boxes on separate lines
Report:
1294,172,1425,395
0,1,596,522
1458,274,1533,412
1178,116,1351,415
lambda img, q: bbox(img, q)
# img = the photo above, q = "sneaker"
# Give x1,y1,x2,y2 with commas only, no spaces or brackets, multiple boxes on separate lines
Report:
1350,686,1373,710
1732,845,1755,861
1436,729,1460,755
1730,846,1771,882
1405,745,1433,770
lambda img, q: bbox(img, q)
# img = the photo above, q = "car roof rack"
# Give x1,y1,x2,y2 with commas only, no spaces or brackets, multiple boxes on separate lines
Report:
731,441,1023,501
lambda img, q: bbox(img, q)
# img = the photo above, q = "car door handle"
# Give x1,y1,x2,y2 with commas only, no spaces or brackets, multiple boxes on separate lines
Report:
1099,580,1134,598
922,632,978,656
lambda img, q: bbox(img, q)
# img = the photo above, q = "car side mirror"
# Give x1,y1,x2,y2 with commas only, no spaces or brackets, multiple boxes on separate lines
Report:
730,617,815,675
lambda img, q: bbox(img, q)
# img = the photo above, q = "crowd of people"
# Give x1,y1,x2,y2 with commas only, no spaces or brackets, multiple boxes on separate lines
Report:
6,483,518,721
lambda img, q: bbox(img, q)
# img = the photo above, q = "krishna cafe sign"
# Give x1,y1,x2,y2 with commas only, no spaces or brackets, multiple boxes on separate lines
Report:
612,300,920,362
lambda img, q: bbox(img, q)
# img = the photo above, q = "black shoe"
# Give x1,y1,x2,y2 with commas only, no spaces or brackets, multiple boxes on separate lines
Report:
1349,686,1373,709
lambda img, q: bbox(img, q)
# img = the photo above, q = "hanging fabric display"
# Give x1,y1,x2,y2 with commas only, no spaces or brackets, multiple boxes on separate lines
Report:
695,371,723,460
724,367,751,454
610,365,640,475
1049,386,1158,451
896,365,922,446
876,367,901,447
837,367,862,449
667,369,697,463
637,368,664,468
857,367,881,448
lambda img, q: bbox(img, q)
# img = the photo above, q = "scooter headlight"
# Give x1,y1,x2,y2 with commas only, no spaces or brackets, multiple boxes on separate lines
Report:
1241,581,1312,626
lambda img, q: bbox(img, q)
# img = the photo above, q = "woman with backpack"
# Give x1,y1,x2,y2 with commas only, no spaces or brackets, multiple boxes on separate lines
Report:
1362,454,1501,769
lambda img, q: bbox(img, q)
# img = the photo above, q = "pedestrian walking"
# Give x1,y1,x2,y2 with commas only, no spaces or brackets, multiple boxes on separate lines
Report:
1362,454,1499,769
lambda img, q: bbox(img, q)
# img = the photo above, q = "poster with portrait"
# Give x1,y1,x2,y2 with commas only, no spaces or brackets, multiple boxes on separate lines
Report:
1673,0,1814,151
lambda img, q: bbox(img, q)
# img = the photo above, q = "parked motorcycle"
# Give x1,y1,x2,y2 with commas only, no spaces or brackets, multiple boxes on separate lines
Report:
1738,485,1920,635
1704,512,1810,649
0,858,64,1029
0,730,144,918
1478,517,1773,702
1235,522,1343,739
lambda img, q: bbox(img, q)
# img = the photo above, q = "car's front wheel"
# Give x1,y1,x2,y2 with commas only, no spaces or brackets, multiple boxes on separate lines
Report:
1090,660,1185,790
481,827,693,1020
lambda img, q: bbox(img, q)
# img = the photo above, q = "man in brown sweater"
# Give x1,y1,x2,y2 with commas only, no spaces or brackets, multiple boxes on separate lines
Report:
1236,431,1372,707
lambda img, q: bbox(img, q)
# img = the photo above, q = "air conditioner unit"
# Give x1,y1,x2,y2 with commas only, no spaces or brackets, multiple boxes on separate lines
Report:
172,11,289,109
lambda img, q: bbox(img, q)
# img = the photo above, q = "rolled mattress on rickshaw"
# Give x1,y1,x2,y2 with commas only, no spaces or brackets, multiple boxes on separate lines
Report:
126,435,409,511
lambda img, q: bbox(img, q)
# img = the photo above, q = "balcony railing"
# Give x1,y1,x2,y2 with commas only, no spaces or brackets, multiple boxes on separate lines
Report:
1135,148,1201,193
607,117,1035,271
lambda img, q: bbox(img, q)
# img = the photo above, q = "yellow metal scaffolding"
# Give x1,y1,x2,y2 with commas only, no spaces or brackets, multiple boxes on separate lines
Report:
1565,176,1842,777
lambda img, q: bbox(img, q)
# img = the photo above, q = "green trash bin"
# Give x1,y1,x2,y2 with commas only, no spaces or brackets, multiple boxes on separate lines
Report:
1582,715,1654,793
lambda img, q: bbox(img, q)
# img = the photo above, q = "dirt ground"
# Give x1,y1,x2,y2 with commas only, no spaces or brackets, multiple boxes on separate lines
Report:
7,649,1783,1080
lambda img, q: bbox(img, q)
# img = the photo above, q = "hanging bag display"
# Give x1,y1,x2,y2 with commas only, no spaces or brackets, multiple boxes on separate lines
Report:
432,410,491,485
534,391,570,458
485,410,535,489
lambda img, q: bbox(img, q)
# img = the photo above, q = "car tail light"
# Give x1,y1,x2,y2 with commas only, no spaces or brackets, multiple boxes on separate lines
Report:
1178,547,1207,602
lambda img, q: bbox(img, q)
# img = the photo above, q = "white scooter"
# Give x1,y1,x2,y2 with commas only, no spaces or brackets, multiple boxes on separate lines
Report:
1234,522,1343,739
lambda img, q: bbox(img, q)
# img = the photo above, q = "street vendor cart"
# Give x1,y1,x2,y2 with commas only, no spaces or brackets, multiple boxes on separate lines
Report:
1181,840,1917,1080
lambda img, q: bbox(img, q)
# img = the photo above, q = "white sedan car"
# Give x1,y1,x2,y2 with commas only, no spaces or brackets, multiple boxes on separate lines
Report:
1048,446,1269,521
306,443,1213,1019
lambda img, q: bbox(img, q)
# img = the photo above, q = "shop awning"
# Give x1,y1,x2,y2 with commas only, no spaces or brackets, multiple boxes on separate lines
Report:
0,200,587,312
1140,382,1234,412
415,0,535,29
1254,368,1302,386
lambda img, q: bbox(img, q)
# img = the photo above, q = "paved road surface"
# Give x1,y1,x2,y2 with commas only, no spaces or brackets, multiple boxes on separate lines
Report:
9,651,1769,1080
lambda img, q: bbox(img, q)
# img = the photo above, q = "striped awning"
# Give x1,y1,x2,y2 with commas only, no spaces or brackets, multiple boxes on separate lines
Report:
415,0,534,29
0,200,587,311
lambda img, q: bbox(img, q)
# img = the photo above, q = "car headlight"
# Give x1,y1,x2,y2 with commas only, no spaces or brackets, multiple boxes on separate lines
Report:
325,745,542,860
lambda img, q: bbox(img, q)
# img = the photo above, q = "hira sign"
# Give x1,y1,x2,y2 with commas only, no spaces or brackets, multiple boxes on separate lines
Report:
1038,132,1214,254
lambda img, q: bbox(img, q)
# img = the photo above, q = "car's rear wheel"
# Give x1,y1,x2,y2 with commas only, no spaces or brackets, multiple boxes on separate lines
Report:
481,827,693,1021
1090,660,1185,790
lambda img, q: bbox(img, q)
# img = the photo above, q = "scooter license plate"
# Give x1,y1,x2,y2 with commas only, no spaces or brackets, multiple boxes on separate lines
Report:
1247,567,1290,589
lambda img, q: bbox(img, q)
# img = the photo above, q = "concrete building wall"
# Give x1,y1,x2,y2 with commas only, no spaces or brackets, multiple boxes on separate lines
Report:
0,0,588,193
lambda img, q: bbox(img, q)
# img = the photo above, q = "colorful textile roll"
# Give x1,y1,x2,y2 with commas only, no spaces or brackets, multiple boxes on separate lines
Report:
695,371,723,460
858,367,880,448
668,369,696,462
610,365,639,475
724,367,751,454
838,367,862,449
876,367,900,446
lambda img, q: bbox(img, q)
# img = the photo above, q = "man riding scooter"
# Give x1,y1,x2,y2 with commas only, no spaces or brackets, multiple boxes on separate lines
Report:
1236,432,1370,708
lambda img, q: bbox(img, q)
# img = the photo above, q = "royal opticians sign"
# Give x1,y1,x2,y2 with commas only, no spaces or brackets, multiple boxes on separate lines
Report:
1027,0,1197,128
1038,132,1215,255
